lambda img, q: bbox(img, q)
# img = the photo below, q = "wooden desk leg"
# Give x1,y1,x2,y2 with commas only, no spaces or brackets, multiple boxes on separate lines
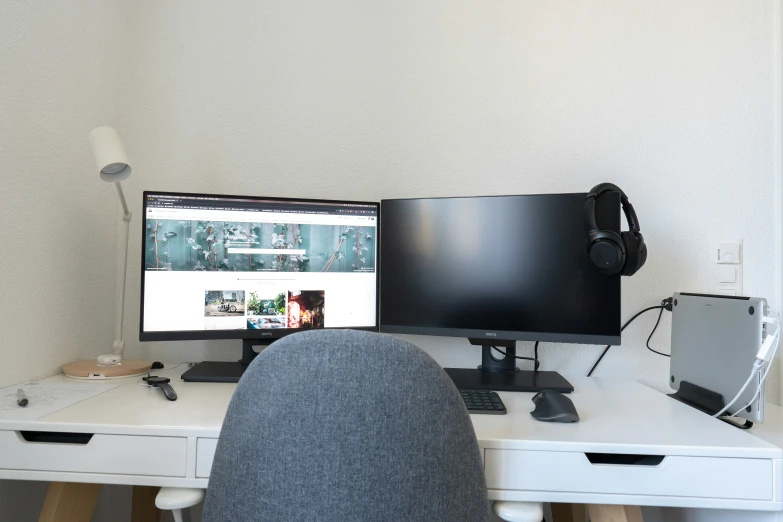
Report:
587,504,643,522
38,482,102,522
131,485,162,522
552,503,586,522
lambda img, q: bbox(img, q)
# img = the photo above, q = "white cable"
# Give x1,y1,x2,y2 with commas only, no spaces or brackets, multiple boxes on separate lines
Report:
730,365,772,417
729,322,781,417
713,361,764,418
756,316,780,363
714,310,780,419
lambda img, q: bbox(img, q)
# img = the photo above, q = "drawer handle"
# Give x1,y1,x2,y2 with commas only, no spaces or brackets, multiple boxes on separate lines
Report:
20,431,94,445
585,453,665,466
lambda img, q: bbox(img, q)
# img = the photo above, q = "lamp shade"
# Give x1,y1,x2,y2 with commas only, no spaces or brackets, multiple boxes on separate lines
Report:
88,126,131,182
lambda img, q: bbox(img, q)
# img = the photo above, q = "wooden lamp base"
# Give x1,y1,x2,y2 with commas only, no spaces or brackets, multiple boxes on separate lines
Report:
63,359,152,379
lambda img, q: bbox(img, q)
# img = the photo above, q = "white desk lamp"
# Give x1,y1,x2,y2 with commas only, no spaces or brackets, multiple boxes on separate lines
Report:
62,127,152,379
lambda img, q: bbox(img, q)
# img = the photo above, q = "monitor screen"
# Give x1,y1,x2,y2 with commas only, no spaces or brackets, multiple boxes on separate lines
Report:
379,193,621,345
140,192,379,341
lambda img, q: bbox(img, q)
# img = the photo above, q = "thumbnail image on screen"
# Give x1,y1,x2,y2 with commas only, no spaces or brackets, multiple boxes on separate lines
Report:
204,290,245,316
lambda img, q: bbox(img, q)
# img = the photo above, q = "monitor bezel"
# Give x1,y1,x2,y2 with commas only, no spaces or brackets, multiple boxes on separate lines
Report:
377,192,622,346
139,190,381,342
379,325,620,346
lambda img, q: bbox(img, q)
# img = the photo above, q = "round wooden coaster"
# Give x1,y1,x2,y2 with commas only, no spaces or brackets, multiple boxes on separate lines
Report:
62,359,153,379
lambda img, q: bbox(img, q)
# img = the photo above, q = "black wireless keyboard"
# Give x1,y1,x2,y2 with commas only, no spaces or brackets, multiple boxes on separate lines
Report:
460,390,507,415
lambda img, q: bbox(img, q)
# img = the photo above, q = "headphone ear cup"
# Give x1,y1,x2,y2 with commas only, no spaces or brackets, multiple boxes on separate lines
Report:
620,232,642,276
587,231,625,275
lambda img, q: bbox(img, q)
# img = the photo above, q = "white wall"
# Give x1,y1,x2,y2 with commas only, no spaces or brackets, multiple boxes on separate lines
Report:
117,0,779,396
0,0,780,520
0,0,131,388
0,0,138,518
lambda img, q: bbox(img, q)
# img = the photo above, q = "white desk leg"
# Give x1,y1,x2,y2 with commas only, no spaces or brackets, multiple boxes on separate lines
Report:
38,482,102,522
132,485,162,522
587,505,644,522
551,503,586,522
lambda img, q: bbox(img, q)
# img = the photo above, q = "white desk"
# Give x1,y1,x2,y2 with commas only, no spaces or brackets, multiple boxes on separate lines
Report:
0,368,781,521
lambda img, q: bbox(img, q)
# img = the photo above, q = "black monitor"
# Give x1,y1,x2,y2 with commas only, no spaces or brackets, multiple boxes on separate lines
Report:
379,193,620,393
140,191,379,382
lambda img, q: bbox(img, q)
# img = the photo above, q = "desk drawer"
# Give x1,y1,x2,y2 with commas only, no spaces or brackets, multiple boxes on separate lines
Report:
0,430,187,477
484,449,773,501
196,438,218,478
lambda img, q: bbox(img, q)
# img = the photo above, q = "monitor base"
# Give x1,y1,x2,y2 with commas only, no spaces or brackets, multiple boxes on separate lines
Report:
180,339,272,383
444,367,574,393
181,361,248,383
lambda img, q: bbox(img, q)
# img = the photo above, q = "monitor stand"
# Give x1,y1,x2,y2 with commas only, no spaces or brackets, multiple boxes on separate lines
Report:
444,339,574,393
180,339,269,383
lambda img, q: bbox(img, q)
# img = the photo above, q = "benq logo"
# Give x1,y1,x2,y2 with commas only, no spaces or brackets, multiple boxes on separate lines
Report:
261,332,272,337
485,332,497,337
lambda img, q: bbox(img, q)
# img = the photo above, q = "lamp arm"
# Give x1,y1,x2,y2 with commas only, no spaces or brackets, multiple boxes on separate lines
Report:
113,182,132,357
115,181,130,217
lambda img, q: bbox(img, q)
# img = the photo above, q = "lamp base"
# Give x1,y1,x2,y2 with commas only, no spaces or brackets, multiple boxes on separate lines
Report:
63,359,152,379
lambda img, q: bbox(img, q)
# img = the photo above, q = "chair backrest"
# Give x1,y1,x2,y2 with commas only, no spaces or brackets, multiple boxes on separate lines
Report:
202,329,489,522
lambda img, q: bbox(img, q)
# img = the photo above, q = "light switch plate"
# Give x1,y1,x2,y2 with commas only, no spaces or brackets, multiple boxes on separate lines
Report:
716,241,741,264
710,239,743,295
717,266,737,284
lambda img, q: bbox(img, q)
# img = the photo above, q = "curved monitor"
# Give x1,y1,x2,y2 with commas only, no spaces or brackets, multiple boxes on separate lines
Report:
379,193,620,345
140,192,379,342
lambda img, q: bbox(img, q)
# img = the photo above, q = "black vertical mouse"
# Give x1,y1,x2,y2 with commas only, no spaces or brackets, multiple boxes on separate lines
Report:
530,390,579,423
146,376,177,401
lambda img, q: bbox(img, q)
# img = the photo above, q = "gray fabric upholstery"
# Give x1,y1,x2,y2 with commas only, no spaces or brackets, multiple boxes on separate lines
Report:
202,329,489,522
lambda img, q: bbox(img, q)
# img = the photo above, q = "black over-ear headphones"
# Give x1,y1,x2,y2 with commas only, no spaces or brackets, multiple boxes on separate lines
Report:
584,183,647,276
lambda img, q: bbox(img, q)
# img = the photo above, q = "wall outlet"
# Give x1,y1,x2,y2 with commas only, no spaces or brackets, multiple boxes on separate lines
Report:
710,239,743,295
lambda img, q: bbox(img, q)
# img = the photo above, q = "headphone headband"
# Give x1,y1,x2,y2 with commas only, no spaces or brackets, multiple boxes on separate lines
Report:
584,183,640,234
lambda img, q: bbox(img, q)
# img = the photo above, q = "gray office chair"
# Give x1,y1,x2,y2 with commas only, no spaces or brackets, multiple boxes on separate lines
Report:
200,329,490,522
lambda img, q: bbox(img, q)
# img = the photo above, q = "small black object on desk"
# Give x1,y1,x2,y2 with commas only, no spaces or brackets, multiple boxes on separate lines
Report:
530,390,580,423
668,381,753,429
460,390,506,415
668,381,725,416
16,389,28,407
145,376,177,401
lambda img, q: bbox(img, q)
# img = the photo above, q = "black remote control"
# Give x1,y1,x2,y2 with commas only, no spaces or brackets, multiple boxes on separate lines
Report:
145,376,177,401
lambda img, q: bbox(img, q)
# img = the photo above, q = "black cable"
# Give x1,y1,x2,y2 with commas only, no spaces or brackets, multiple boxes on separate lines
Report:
587,345,612,377
645,306,670,357
587,305,665,377
534,342,539,365
491,346,540,371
